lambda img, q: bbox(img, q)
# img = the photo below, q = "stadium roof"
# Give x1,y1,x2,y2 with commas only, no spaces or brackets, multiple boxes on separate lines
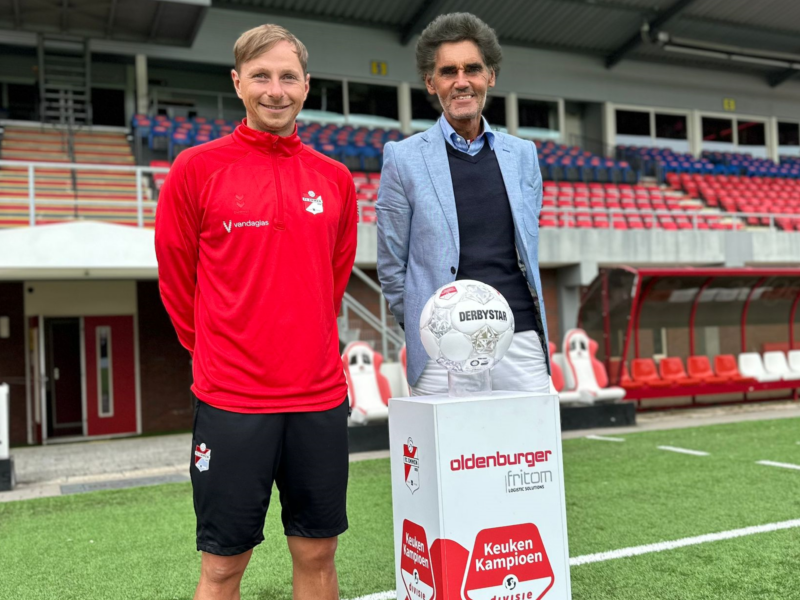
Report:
0,0,209,47
0,222,157,280
213,0,800,86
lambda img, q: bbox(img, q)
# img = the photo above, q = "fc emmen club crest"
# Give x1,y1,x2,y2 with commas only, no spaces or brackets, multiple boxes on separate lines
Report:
194,443,211,472
403,437,420,494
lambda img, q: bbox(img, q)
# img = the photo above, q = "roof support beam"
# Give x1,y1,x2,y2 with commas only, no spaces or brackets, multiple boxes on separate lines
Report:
106,0,118,38
213,1,399,33
148,3,165,42
12,0,21,29
768,68,797,88
605,0,697,69
399,0,448,46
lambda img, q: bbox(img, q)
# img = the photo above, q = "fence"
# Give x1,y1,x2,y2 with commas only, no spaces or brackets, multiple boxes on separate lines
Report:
0,160,169,228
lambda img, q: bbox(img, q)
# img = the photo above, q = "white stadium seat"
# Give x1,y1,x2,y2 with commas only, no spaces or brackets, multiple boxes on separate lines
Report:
342,342,390,425
738,352,782,382
788,350,800,375
562,329,626,404
763,351,800,381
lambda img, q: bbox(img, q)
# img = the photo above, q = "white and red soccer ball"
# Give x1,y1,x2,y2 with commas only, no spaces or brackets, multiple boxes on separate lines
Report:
419,280,515,374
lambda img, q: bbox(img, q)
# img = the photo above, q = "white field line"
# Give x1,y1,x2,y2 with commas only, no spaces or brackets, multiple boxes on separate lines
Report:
569,518,800,566
757,460,800,471
586,435,626,442
345,518,800,600
657,445,709,456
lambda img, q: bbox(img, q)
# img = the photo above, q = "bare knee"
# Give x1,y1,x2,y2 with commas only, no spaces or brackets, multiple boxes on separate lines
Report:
201,551,250,586
288,536,338,571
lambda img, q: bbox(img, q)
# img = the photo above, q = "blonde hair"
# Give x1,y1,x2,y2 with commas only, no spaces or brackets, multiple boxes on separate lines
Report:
233,24,308,73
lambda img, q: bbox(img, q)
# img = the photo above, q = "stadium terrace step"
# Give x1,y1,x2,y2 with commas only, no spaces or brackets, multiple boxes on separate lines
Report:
1,151,70,161
2,140,69,150
73,145,132,154
74,154,135,164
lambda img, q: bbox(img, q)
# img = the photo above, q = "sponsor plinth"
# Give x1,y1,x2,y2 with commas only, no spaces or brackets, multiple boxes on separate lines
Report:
390,392,571,600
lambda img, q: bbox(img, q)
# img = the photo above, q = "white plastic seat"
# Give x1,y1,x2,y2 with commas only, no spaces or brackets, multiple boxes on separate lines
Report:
788,350,800,375
342,342,390,424
738,352,781,382
562,329,626,404
763,351,800,381
551,352,588,405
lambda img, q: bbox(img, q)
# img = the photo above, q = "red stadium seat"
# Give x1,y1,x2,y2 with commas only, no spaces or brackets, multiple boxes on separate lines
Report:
714,355,757,384
658,357,702,386
620,363,644,389
631,358,672,387
548,341,565,392
687,356,728,384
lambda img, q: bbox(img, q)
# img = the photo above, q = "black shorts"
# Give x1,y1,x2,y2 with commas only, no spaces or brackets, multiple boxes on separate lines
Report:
190,396,350,556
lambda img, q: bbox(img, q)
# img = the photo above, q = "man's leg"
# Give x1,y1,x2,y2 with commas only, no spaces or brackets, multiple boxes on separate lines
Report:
278,399,349,600
194,550,253,600
410,358,449,395
287,536,339,600
491,330,551,393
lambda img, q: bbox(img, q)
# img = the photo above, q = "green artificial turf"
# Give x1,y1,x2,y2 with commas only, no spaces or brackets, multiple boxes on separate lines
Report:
2,417,800,599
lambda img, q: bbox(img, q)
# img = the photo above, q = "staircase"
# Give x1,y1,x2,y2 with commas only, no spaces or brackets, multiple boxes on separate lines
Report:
38,35,92,127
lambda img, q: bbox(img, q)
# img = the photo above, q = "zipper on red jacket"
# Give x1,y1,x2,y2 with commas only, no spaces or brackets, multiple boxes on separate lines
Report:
271,141,285,230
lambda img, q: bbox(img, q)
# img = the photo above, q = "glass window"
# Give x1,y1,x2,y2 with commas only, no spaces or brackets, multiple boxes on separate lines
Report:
693,276,758,358
744,277,800,354
96,326,114,417
778,122,800,146
411,88,441,121
655,113,687,139
702,117,733,142
738,121,766,146
305,77,344,114
518,99,558,131
348,82,398,120
482,94,506,127
616,110,650,136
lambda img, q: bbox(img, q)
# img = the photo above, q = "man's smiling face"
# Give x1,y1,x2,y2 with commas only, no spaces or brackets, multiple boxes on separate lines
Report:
425,40,495,125
232,40,309,136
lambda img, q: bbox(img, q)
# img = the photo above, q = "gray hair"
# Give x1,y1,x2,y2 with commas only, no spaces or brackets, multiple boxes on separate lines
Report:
415,13,502,82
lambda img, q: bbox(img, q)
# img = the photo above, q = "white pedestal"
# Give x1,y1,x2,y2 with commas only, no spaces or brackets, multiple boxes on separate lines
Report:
390,391,571,600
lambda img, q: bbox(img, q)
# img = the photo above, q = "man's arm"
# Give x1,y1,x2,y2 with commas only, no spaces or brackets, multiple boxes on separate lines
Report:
154,159,200,356
530,140,543,219
376,142,412,328
332,174,358,315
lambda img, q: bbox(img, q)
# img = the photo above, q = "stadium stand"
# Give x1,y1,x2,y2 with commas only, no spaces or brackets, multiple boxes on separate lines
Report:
668,173,800,231
0,125,154,229
538,140,636,183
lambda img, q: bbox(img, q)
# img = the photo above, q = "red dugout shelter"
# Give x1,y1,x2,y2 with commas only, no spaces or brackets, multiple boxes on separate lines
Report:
579,267,800,409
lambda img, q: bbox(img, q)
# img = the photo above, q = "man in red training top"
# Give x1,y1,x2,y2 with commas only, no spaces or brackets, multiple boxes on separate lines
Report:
155,24,357,600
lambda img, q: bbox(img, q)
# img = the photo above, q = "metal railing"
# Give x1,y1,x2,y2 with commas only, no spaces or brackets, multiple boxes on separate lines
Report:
355,199,800,231
542,206,800,231
340,266,404,360
0,160,169,227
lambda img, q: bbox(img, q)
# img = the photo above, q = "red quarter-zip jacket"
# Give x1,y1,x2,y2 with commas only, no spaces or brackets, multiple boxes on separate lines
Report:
155,122,357,413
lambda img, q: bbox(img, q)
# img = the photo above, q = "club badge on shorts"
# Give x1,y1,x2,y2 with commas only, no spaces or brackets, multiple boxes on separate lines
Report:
195,443,211,472
403,437,420,494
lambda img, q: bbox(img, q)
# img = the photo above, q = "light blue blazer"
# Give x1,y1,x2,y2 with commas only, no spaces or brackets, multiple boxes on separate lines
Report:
376,122,551,387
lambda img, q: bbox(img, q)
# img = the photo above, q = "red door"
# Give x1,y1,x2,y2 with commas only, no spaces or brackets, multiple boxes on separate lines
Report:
84,316,138,437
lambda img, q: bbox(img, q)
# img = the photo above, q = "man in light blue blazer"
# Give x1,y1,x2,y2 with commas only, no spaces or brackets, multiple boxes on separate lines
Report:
377,12,551,395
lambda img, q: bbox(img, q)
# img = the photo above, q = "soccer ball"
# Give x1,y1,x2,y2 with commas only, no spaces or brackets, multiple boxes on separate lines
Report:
419,280,515,373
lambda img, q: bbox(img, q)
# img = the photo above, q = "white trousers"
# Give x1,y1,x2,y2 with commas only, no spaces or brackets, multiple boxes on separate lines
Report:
411,330,551,396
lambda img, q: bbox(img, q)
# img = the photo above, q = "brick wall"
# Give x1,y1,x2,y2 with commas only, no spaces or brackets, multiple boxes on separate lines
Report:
137,281,193,434
0,283,26,445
